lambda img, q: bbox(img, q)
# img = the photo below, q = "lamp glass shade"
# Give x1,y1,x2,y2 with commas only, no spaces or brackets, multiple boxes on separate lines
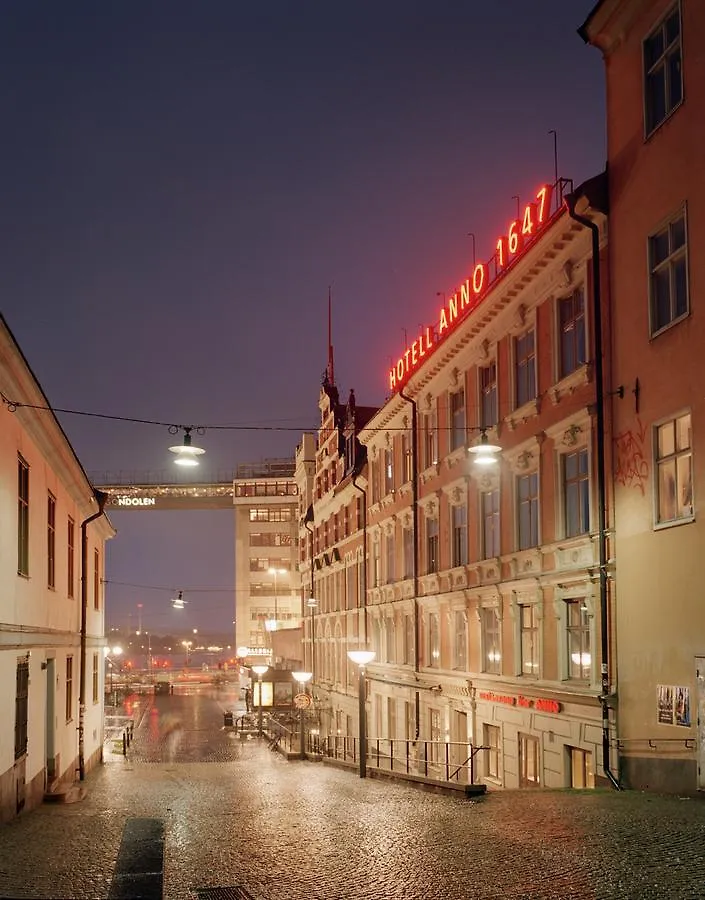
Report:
251,664,269,676
292,671,312,684
347,649,376,666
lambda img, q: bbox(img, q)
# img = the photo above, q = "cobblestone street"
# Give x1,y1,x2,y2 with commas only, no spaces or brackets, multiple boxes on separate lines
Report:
1,687,704,900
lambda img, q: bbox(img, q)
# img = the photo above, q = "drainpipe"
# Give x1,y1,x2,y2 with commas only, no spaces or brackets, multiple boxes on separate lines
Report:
351,473,368,645
304,518,316,679
399,388,421,739
565,193,620,791
78,490,108,782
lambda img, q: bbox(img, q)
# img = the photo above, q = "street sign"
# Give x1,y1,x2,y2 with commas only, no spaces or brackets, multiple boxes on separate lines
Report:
294,693,312,709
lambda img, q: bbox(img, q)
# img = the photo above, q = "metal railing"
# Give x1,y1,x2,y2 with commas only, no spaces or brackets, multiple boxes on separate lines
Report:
321,736,488,785
104,714,135,757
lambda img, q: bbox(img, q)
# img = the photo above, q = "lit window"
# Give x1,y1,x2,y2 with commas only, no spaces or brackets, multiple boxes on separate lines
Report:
515,330,536,408
519,733,540,787
402,526,414,579
383,447,394,496
65,656,74,722
559,288,586,378
649,211,688,335
481,607,501,674
520,604,539,676
563,448,590,537
14,658,29,760
453,610,467,671
67,517,75,598
643,5,682,136
566,600,591,681
401,432,413,483
385,532,395,584
655,413,693,525
428,612,440,668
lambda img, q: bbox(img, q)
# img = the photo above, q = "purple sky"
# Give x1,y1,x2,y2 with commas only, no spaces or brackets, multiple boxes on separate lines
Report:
1,1,605,636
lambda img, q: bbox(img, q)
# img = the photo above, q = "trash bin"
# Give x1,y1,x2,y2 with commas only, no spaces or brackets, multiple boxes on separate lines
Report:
223,711,234,727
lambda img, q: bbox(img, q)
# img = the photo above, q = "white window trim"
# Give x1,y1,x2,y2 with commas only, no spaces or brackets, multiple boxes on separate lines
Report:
545,411,593,540
652,408,695,530
647,203,689,338
509,588,543,679
642,1,684,140
553,584,597,687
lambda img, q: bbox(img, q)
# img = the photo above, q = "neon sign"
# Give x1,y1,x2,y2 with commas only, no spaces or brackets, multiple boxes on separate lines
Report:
114,496,156,507
388,183,554,392
478,690,561,714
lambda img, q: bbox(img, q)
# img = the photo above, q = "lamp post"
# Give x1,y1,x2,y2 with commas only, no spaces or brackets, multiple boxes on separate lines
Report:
292,670,312,759
251,664,269,737
347,650,375,778
268,567,286,632
104,645,123,700
182,640,192,667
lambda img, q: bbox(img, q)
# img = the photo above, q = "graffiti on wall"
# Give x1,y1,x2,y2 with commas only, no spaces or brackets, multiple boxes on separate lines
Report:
613,417,649,494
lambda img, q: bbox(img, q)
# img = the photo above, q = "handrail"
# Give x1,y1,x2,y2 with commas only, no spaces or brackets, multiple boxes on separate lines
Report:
616,737,695,750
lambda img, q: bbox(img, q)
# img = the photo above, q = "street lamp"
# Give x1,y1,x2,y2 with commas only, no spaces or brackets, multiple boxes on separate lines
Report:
292,670,312,759
347,649,375,778
251,664,269,737
268,567,286,632
104,645,123,697
182,640,193,666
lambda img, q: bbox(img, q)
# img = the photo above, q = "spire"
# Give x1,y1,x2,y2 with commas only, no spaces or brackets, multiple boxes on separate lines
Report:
327,285,335,387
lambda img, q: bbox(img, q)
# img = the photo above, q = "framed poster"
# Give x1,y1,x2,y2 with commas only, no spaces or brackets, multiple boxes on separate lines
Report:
657,684,690,727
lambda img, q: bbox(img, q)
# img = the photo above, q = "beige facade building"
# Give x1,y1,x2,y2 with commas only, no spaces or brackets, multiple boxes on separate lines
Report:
233,460,299,664
0,315,114,822
581,0,705,792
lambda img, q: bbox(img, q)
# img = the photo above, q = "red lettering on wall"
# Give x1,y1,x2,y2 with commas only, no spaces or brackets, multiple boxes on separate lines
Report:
387,183,555,391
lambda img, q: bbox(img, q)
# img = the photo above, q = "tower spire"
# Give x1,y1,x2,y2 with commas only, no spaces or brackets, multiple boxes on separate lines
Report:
327,285,335,387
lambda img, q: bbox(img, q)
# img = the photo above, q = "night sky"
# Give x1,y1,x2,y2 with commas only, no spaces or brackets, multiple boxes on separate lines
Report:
1,1,605,636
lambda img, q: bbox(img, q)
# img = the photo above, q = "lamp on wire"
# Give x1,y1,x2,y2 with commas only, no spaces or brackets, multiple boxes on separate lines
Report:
169,427,205,467
171,591,187,610
468,429,502,466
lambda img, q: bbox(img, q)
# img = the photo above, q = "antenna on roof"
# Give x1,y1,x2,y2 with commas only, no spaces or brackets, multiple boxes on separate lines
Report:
327,285,335,387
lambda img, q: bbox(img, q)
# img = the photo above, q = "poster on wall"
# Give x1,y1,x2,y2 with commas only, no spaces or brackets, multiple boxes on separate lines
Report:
657,684,691,727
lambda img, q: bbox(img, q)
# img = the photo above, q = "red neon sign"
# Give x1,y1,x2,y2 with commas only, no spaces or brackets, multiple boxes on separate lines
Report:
388,183,554,392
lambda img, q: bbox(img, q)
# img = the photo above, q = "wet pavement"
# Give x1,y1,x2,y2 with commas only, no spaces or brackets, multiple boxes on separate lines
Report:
1,685,705,899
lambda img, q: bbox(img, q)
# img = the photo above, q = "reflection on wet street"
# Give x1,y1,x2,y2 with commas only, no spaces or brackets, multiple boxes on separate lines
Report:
126,683,246,763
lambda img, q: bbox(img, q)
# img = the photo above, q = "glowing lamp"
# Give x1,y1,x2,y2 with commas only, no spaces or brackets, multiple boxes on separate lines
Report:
347,649,376,667
169,428,205,467
468,432,501,466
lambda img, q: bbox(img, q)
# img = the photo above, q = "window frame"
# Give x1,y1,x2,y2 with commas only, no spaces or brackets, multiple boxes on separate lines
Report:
519,603,539,677
449,387,466,452
514,328,536,409
17,455,29,577
516,471,540,551
654,410,694,528
566,599,591,682
451,502,468,568
480,488,500,559
65,655,74,722
483,723,501,781
648,207,689,337
558,287,587,380
47,492,56,589
426,516,439,574
15,658,29,760
643,2,683,138
427,611,440,668
67,517,75,599
562,447,590,538
479,361,498,429
480,606,501,675
452,608,467,671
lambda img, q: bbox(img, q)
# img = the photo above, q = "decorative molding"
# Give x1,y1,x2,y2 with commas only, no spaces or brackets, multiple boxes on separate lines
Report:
508,548,543,578
503,434,543,475
549,363,593,406
417,491,441,519
441,476,469,507
506,398,540,431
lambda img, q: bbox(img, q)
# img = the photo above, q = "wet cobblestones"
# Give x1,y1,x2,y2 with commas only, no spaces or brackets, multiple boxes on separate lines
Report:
1,688,704,899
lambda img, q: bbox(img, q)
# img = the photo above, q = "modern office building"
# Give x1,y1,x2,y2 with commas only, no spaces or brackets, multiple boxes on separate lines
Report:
0,315,114,822
233,460,300,664
580,0,705,792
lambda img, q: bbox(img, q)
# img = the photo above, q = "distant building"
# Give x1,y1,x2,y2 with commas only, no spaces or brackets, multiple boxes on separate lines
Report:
581,0,705,792
232,460,300,665
0,315,114,822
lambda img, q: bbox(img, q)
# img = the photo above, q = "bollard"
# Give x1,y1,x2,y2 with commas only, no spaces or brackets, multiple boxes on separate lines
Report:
122,731,127,756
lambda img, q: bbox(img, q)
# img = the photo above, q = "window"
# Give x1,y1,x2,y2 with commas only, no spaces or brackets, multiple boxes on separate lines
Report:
47,493,56,589
558,288,586,378
520,604,539,676
519,733,540,787
656,412,693,524
404,700,415,741
249,507,292,522
385,616,395,663
428,612,440,667
401,432,413,484
481,607,501,674
67,517,75,598
426,518,439,574
17,456,29,576
515,330,536,408
517,472,539,550
453,610,467,671
428,708,442,763
484,724,501,780
92,652,99,704
569,747,595,789
480,362,497,428
450,388,466,452
66,656,74,722
481,489,500,559
403,614,415,666
563,448,590,537
371,539,381,588
383,447,394,496
385,533,395,584
94,549,100,610
644,5,682,136
566,600,591,681
451,504,468,567
250,532,292,547
422,409,437,469
15,658,29,760
402,525,414,579
649,211,688,334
